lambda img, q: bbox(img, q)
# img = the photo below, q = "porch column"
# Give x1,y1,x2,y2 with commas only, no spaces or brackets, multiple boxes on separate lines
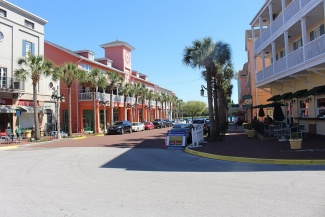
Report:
284,31,289,70
272,41,276,75
259,17,263,38
300,16,307,62
268,3,273,23
261,50,266,69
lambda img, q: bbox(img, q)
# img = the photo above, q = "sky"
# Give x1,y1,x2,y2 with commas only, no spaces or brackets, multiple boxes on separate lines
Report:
8,0,264,104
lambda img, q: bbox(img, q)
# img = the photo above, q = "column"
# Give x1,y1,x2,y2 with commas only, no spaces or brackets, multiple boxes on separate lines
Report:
284,31,289,69
268,3,273,23
300,17,307,62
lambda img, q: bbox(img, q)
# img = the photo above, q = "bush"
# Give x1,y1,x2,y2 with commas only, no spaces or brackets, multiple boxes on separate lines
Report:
291,132,300,139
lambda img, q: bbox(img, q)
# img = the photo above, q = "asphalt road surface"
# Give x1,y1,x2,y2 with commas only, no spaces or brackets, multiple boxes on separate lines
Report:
1,128,325,217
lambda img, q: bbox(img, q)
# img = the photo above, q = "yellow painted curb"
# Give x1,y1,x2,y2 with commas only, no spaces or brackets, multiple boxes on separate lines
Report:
0,145,19,150
184,147,325,165
72,136,87,140
95,134,104,137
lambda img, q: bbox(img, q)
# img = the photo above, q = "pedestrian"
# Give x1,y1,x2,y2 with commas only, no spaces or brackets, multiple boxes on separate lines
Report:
233,116,238,130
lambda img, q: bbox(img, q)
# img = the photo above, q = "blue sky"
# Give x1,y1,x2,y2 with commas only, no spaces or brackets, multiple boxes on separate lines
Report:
9,0,263,104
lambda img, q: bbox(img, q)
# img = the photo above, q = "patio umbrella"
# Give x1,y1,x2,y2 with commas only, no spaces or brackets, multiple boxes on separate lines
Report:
258,107,265,117
273,103,285,122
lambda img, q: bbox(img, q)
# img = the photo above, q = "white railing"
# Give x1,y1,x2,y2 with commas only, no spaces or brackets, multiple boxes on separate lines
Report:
254,37,262,51
287,47,304,68
305,34,325,60
271,13,284,34
264,65,274,79
301,0,313,8
190,126,204,147
274,57,287,74
261,27,271,44
284,0,300,22
256,71,264,83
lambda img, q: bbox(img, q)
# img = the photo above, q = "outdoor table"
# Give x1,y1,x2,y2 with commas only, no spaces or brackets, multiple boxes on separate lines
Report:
273,128,290,142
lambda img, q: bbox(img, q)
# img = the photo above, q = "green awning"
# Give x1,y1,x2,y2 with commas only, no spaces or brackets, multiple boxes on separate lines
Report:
303,85,325,97
267,95,281,102
242,94,252,100
277,92,292,100
287,89,307,99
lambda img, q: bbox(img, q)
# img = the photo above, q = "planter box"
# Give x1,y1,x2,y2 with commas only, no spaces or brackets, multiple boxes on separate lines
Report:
289,139,302,149
247,130,255,138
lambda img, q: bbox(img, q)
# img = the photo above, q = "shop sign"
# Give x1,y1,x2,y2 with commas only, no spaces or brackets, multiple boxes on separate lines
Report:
18,100,35,106
0,98,13,105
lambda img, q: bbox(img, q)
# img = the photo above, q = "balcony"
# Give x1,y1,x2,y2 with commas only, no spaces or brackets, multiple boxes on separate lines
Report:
255,34,325,86
254,0,316,53
0,77,25,92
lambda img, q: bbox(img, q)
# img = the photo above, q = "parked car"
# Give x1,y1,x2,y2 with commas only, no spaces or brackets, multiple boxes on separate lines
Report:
144,122,155,130
131,122,145,132
192,118,209,135
153,119,166,128
164,119,173,127
107,120,132,135
170,123,193,144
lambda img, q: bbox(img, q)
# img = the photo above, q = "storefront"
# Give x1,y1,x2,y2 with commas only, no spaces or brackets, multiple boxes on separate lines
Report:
0,98,15,132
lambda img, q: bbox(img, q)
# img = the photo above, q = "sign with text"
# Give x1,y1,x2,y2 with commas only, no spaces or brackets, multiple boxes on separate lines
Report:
165,130,186,149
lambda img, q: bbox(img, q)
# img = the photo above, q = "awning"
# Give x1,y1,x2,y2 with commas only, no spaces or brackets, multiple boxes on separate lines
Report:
18,106,43,113
276,92,292,100
252,103,286,109
242,94,252,100
303,85,325,97
0,105,16,113
267,95,281,102
287,89,307,99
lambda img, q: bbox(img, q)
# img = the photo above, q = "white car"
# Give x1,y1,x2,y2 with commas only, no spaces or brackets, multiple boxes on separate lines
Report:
131,122,145,132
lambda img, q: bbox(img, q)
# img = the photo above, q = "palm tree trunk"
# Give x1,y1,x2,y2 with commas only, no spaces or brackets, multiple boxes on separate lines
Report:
68,86,72,136
207,67,216,140
93,91,97,134
142,100,145,122
33,84,40,140
124,96,127,121
110,89,114,126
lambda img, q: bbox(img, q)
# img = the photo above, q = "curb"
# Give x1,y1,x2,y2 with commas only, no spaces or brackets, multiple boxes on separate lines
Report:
184,146,325,165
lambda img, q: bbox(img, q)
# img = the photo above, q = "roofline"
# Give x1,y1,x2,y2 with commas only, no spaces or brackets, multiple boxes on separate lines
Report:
249,0,269,26
0,0,48,25
45,40,126,75
100,41,135,51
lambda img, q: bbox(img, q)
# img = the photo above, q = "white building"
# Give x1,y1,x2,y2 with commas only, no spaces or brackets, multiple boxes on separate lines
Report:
0,0,57,133
250,0,325,135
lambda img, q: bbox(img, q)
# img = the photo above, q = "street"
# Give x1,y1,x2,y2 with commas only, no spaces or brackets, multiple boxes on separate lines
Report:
0,128,325,217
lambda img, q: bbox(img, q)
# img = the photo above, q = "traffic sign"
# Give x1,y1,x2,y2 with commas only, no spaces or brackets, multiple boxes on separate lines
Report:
16,110,21,117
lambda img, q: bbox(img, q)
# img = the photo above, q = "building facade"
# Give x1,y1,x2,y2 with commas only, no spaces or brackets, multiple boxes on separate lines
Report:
45,40,174,133
0,1,57,133
250,0,325,135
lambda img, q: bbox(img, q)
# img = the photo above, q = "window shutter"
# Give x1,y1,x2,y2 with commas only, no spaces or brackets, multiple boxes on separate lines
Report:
22,40,26,56
320,24,324,36
310,31,314,41
31,42,35,55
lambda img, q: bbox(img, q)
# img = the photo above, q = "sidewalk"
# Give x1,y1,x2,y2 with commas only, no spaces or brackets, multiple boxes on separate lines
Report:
186,123,325,164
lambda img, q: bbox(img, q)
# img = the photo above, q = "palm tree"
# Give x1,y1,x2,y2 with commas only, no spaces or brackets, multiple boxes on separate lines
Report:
139,85,149,122
183,37,217,139
106,71,124,127
160,92,167,119
119,83,133,121
133,82,143,122
96,72,109,133
54,63,85,136
88,68,106,134
146,90,155,121
14,53,54,140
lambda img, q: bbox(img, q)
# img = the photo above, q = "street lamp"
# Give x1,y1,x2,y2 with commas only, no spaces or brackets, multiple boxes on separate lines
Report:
200,85,208,97
99,100,109,133
51,87,65,139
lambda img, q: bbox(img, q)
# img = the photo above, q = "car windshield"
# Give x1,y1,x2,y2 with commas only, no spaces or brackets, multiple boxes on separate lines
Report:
132,123,139,126
114,121,123,125
173,124,189,129
144,122,150,124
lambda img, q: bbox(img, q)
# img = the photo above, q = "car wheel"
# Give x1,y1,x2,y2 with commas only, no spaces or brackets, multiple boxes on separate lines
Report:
129,128,132,133
121,129,124,135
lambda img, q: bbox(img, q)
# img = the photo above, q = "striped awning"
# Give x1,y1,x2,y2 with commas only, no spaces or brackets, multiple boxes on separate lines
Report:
0,105,16,113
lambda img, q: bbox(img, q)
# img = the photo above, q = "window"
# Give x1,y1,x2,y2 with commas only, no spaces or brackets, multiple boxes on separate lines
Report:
316,98,325,118
22,40,34,56
310,24,325,41
0,8,6,17
299,100,309,117
81,64,92,73
24,20,34,29
293,38,302,51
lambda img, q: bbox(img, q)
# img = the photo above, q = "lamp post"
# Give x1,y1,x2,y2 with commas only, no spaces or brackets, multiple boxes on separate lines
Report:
99,100,109,133
51,86,65,139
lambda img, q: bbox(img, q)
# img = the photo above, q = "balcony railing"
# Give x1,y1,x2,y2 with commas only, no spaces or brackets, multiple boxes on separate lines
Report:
306,34,325,61
261,27,271,43
271,13,284,35
256,34,325,85
301,0,313,8
284,0,300,23
287,47,304,68
0,77,25,91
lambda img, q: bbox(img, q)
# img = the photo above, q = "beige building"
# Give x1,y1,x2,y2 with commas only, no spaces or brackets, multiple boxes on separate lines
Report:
0,1,57,133
250,0,325,135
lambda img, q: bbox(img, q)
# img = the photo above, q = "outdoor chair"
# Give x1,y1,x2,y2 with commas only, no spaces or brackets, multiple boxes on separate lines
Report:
298,124,307,139
263,124,271,136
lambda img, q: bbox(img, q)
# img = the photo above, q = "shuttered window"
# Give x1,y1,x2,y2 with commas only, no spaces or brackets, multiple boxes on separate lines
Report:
22,40,35,56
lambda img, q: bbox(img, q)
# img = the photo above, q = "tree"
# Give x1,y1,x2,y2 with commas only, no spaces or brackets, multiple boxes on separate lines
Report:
133,82,143,122
183,37,216,140
54,63,85,136
146,90,155,121
14,53,54,140
106,71,124,127
139,85,149,122
182,101,206,120
119,83,133,121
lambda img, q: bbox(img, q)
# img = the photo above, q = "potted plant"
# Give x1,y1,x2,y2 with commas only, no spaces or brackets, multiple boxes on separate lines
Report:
289,132,302,149
246,124,255,138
